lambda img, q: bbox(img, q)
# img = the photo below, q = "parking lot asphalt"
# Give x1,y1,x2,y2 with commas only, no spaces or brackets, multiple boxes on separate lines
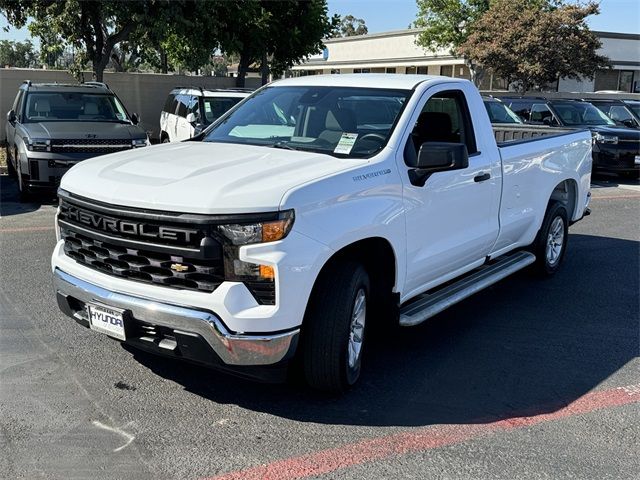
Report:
0,173,638,480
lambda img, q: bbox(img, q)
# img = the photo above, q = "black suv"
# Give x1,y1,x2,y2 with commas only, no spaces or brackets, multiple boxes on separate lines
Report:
501,97,640,178
5,81,149,200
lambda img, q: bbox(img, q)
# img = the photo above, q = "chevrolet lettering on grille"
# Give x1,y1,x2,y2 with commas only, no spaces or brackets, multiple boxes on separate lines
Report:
65,205,199,242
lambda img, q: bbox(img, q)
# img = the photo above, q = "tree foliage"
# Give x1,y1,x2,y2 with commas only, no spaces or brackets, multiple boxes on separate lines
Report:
0,0,194,81
458,0,610,91
335,14,368,37
0,39,37,68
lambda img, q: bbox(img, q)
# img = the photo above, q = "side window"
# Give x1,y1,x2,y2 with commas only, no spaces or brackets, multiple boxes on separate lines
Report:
405,89,477,164
508,101,532,122
175,94,189,117
530,103,553,124
163,94,175,113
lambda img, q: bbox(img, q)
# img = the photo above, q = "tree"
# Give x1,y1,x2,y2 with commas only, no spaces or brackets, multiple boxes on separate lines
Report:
458,0,610,92
414,0,490,85
0,39,37,68
216,0,338,87
0,1,193,81
335,14,368,37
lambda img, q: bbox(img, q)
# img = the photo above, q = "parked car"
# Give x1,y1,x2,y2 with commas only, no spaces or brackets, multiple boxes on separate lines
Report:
584,99,640,129
483,96,523,125
5,80,149,200
160,87,251,142
53,75,592,392
501,96,640,178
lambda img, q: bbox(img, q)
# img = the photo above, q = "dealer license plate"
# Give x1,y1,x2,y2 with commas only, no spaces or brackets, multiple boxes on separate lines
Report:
635,155,640,165
87,303,126,341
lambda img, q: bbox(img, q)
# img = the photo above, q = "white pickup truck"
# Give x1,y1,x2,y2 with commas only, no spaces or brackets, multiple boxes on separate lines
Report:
52,75,592,391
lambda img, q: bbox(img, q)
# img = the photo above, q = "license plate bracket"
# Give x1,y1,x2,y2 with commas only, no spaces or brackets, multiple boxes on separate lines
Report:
86,303,127,341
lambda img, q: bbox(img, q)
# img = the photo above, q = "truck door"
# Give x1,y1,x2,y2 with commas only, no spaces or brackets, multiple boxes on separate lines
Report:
7,90,23,154
398,86,501,298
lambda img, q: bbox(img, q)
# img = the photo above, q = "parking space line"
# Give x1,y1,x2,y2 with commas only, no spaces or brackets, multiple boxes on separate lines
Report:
204,385,640,480
0,226,55,233
590,194,640,200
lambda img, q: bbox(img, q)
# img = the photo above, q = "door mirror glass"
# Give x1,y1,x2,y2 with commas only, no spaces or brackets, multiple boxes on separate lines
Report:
130,113,140,125
185,112,197,124
7,110,16,123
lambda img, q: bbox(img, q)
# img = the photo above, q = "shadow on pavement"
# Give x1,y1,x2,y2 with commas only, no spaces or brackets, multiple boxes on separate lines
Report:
0,175,56,217
127,233,639,428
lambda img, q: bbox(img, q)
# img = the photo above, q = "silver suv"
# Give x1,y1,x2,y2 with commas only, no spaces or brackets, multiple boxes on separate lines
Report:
5,80,149,200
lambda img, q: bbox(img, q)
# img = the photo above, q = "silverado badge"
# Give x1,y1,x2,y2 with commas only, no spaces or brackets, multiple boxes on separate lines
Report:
170,263,189,272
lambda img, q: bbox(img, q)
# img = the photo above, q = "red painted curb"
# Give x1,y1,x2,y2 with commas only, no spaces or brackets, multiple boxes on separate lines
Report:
204,385,640,480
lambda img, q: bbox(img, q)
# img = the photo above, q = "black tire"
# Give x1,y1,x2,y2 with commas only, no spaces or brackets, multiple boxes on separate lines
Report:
529,201,568,277
303,261,370,392
161,133,170,144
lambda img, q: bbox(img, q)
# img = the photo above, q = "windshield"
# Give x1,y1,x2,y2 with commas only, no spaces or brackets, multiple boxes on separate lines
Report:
624,102,640,118
484,100,522,124
202,96,244,124
24,92,130,122
203,86,411,158
551,102,615,126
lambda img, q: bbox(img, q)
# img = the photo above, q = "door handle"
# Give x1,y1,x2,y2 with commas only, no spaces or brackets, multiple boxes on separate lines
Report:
474,172,491,183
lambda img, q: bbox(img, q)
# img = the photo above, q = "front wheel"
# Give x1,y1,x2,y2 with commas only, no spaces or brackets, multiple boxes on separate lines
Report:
530,201,568,276
5,146,16,177
303,261,370,392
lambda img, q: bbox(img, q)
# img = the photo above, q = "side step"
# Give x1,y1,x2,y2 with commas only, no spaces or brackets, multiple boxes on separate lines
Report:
399,251,536,327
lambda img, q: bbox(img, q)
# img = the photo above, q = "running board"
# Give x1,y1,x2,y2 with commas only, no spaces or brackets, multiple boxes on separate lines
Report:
399,251,536,327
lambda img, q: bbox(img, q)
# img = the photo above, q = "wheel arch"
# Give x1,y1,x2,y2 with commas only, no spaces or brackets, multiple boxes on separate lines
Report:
548,178,578,220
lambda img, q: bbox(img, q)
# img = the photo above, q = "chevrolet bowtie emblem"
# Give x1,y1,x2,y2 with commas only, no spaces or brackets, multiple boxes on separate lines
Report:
170,263,189,272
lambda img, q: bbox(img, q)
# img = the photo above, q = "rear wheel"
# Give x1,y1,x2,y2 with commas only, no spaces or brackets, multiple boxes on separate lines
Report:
529,201,568,276
303,261,370,392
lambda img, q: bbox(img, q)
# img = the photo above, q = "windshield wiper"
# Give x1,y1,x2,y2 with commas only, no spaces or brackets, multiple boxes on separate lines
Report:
269,141,300,151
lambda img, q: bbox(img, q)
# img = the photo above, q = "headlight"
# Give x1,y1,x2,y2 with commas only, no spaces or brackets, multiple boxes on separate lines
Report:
25,137,51,152
594,133,618,144
131,138,150,148
218,210,294,245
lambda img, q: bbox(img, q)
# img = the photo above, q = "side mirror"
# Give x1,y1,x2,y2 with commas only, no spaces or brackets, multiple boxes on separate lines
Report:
408,142,469,186
622,119,637,129
7,110,16,124
185,112,197,124
130,113,140,125
542,117,555,126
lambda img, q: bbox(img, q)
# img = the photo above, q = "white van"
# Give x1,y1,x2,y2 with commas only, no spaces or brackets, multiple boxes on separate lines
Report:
159,87,250,142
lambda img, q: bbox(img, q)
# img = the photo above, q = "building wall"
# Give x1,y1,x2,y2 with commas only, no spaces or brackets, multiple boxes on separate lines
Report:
0,68,262,142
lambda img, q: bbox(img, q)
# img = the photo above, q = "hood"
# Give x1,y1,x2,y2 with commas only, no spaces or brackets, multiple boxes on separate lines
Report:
22,121,146,140
60,142,360,214
585,125,640,141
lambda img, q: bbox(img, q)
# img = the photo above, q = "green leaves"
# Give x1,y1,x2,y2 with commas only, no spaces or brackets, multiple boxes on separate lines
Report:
457,0,609,91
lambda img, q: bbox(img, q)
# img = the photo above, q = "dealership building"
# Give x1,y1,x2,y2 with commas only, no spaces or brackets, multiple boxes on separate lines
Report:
292,28,640,93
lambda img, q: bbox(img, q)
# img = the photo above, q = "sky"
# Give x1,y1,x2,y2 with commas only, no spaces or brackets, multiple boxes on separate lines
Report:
1,0,639,47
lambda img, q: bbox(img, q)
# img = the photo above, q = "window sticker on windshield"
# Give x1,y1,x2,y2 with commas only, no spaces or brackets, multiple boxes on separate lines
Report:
334,133,358,154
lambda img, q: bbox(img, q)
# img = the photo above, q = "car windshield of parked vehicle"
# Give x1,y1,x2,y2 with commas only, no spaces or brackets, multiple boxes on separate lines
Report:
623,101,640,119
203,86,410,158
592,103,639,127
484,100,523,124
551,101,615,126
202,97,244,124
24,92,130,122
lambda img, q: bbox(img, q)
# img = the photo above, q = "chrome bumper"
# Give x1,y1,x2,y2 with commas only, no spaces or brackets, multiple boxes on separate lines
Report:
53,269,299,366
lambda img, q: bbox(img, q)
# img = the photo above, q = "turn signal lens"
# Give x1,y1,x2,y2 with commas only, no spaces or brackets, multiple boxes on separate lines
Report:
259,265,275,280
262,218,293,242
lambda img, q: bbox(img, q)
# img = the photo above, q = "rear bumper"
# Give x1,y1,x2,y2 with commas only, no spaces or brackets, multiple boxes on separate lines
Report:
53,268,299,368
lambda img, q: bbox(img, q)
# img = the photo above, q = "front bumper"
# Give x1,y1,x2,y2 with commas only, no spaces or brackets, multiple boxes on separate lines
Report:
53,268,299,368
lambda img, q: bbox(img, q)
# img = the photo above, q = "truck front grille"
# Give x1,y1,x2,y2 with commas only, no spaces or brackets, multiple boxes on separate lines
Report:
61,227,224,292
50,138,132,154
57,192,276,304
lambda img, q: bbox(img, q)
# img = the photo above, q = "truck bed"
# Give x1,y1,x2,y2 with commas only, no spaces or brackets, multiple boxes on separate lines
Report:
493,124,578,146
